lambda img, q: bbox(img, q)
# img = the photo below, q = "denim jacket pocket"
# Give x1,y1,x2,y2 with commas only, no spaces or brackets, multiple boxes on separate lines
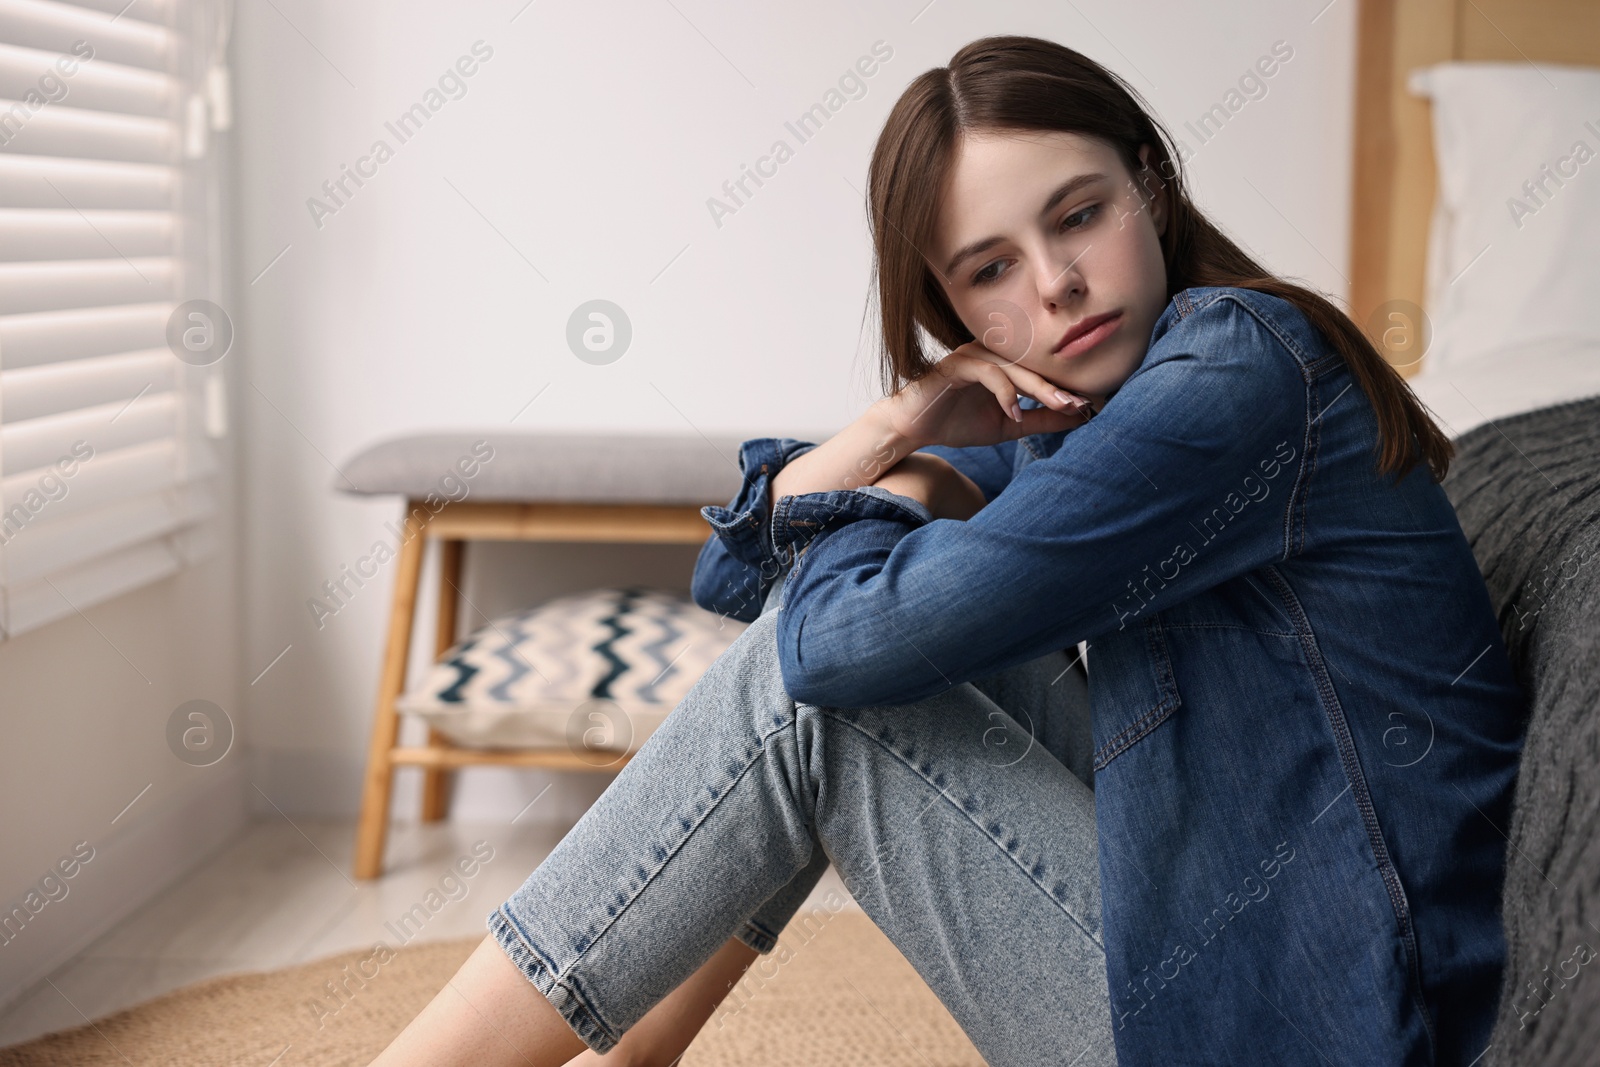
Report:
1086,616,1182,770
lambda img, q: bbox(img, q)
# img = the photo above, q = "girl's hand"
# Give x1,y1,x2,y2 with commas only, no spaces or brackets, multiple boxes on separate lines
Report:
876,341,1094,450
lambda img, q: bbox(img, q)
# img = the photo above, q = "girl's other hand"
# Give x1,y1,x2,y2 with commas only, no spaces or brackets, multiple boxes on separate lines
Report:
877,341,1094,450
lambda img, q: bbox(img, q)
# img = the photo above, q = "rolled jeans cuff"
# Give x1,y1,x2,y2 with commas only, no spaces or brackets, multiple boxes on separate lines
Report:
486,905,623,1054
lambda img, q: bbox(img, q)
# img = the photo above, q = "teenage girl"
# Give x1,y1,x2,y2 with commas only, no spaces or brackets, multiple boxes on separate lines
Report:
374,35,1522,1066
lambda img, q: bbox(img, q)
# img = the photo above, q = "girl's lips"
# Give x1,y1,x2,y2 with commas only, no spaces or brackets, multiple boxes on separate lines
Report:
1053,311,1122,359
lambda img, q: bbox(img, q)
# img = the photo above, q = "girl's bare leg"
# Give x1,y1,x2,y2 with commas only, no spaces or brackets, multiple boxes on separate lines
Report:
370,935,586,1067
570,936,758,1066
370,934,757,1067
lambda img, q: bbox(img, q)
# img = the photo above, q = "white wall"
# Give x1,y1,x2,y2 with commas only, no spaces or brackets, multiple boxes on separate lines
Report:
0,490,244,1006
232,0,1354,821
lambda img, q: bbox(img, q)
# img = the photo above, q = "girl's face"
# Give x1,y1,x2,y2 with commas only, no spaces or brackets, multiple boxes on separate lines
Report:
930,129,1170,403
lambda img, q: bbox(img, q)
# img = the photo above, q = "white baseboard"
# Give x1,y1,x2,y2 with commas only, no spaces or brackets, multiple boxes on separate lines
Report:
0,767,249,1012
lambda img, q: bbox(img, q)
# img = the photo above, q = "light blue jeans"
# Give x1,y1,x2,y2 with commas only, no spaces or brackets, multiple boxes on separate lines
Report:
489,578,1116,1065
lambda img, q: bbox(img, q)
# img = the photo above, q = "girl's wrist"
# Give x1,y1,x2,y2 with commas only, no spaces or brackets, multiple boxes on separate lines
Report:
858,399,924,480
768,402,921,504
876,396,933,448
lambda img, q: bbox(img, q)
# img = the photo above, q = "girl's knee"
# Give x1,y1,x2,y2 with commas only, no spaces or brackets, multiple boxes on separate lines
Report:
667,609,794,733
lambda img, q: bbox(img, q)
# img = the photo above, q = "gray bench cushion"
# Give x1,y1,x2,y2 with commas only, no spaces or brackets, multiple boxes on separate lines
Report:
337,431,793,505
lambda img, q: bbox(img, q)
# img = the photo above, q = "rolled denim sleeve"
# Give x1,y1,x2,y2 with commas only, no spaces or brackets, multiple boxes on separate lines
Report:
691,435,982,623
692,435,939,621
690,437,817,622
774,292,1314,709
690,431,1019,624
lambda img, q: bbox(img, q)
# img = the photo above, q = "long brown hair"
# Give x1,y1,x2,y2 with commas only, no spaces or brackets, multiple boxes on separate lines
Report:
865,35,1451,482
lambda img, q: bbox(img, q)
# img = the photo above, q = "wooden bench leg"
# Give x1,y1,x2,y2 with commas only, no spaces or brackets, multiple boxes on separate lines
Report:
421,538,464,823
354,505,429,880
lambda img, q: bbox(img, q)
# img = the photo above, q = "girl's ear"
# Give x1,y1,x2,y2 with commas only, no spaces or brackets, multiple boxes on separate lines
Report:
1136,143,1168,237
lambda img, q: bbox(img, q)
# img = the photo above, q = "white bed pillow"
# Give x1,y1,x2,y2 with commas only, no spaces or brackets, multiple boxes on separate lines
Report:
1410,62,1600,367
1408,337,1600,438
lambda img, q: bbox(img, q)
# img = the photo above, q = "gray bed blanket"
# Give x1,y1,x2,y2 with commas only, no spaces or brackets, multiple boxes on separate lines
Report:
1441,395,1600,1065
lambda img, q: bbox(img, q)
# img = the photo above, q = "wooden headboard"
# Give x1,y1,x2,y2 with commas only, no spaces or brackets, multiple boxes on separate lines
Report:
1349,0,1600,375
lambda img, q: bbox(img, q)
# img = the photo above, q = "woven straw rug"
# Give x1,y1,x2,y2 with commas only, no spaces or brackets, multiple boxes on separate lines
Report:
0,911,981,1066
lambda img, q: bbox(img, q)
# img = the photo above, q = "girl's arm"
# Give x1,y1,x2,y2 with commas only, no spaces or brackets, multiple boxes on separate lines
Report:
769,344,1088,504
690,343,1089,621
688,439,985,625
769,293,1312,709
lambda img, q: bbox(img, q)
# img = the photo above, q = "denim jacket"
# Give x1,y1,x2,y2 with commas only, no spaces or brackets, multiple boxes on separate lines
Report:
691,286,1524,1064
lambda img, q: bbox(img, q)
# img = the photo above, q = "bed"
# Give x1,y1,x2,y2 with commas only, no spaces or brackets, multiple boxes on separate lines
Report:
1351,3,1600,1062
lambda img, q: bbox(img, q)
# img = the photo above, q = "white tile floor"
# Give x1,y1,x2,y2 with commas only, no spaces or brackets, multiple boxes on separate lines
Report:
0,816,852,1048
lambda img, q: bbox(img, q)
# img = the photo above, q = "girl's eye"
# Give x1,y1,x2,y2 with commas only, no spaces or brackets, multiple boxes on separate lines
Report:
970,205,1101,287
1061,203,1100,231
972,260,1005,286
966,204,1107,286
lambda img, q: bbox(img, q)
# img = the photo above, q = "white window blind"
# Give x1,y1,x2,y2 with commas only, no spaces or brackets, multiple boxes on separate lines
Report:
0,0,231,638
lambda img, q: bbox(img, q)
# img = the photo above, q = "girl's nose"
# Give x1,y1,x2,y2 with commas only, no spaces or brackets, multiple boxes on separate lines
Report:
1037,249,1086,312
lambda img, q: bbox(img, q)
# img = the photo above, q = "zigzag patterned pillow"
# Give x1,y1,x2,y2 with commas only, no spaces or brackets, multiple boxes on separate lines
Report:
399,587,749,757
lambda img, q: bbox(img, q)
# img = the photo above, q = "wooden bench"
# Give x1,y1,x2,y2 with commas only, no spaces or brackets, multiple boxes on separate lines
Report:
337,431,751,879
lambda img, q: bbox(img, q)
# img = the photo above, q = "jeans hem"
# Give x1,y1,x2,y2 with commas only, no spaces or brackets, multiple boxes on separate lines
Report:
734,918,780,955
487,906,620,1054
